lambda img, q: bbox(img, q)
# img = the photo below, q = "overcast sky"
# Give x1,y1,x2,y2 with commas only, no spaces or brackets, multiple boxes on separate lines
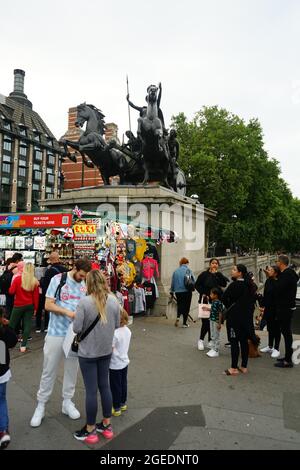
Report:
1,0,300,197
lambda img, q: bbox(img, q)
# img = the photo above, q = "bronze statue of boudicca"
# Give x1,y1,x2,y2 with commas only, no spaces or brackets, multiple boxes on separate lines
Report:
59,82,186,194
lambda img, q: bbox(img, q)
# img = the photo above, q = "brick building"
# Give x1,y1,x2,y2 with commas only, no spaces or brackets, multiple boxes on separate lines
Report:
0,69,64,212
61,107,119,190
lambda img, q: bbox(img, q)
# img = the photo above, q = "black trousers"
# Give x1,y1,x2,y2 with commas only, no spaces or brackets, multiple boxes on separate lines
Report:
175,291,192,326
109,366,128,410
200,318,211,341
266,315,281,350
226,321,230,342
229,324,249,369
35,293,49,330
277,309,293,362
5,294,14,319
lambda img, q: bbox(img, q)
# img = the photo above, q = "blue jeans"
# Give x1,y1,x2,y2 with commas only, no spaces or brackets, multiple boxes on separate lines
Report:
0,382,9,432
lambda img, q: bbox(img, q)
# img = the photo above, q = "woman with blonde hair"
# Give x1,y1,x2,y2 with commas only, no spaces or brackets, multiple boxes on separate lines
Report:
73,269,120,444
9,263,39,352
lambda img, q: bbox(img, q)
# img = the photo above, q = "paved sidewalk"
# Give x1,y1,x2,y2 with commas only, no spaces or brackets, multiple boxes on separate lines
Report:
6,316,300,450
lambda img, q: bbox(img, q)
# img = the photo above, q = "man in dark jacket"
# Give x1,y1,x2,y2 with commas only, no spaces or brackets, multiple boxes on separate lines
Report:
274,254,299,368
36,252,67,333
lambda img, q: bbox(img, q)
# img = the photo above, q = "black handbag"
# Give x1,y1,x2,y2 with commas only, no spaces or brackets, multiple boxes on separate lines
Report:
71,315,100,353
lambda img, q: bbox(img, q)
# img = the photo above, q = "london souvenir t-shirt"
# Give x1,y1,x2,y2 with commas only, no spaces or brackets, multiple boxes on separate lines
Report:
46,273,87,337
142,281,157,309
126,239,137,261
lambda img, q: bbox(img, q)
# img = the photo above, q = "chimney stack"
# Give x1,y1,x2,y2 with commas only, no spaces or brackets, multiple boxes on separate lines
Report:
9,68,32,108
13,69,25,94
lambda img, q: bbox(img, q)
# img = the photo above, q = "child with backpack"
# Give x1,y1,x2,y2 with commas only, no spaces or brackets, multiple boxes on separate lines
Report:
109,308,132,416
0,307,18,449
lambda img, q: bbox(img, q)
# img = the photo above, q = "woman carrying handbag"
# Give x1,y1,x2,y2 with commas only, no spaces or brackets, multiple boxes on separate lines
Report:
195,258,229,350
72,270,120,444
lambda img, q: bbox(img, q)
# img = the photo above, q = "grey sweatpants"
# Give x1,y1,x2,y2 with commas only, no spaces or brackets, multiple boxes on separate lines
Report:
37,335,79,404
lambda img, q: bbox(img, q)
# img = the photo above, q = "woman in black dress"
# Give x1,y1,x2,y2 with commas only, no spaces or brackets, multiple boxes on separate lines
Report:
222,264,257,375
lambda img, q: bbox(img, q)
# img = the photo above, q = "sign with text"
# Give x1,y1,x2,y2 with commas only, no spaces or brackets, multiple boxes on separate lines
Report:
73,224,97,235
0,213,72,229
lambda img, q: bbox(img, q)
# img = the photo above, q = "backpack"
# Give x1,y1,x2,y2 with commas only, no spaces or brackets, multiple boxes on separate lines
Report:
40,265,63,292
0,270,14,295
184,269,195,292
54,272,68,300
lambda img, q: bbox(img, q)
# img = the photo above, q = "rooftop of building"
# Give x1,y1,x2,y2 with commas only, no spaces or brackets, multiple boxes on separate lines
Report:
0,69,63,153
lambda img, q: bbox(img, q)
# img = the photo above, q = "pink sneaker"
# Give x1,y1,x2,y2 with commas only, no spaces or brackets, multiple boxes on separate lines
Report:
85,433,99,444
96,421,114,439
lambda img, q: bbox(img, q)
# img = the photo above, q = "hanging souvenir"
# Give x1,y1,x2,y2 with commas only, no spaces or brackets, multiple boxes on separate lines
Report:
34,236,46,251
5,238,14,250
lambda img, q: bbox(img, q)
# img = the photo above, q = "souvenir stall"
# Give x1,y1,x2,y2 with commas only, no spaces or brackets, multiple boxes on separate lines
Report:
0,208,178,317
94,220,178,317
0,212,73,277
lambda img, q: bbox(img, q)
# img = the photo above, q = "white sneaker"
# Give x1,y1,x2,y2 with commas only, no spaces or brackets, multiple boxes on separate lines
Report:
206,349,219,358
62,400,80,420
260,346,273,353
197,340,204,351
271,349,280,358
30,403,45,427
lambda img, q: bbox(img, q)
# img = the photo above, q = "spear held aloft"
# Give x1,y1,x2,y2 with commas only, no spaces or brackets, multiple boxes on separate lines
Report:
126,74,132,134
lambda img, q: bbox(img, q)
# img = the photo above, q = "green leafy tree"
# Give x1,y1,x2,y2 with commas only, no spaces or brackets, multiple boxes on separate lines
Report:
172,107,300,253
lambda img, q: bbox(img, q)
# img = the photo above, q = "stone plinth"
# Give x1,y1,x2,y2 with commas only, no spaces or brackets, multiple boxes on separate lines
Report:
40,185,216,317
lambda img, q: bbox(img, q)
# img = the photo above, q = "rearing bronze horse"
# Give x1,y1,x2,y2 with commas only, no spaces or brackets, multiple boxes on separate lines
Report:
59,103,139,185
